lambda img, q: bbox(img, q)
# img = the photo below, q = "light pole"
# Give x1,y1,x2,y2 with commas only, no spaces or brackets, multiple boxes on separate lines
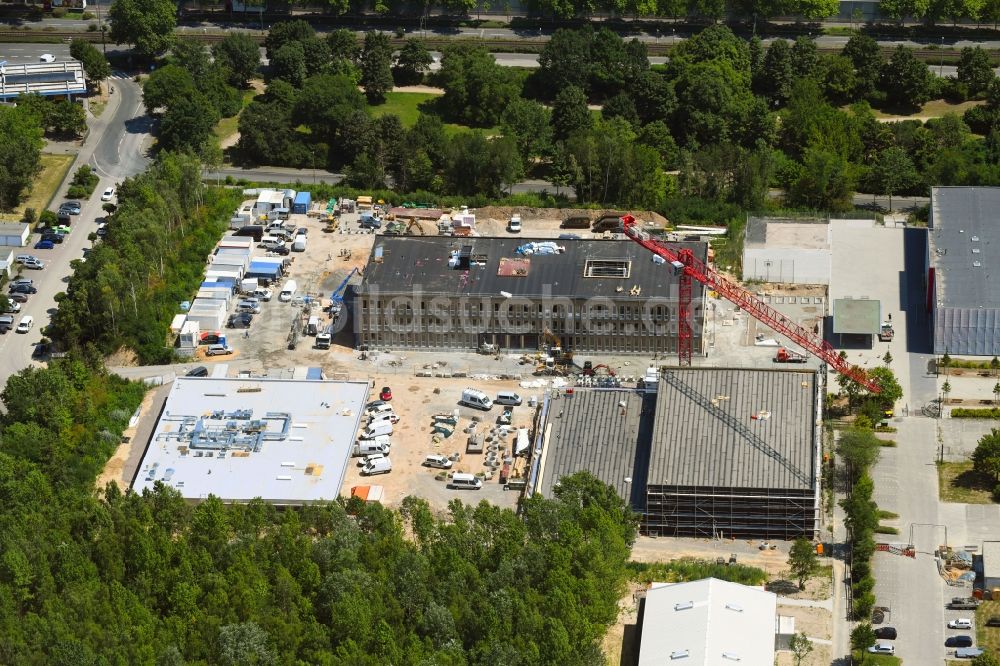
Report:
940,36,945,77
96,0,106,55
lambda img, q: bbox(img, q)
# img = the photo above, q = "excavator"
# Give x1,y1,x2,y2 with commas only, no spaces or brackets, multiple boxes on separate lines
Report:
535,329,574,375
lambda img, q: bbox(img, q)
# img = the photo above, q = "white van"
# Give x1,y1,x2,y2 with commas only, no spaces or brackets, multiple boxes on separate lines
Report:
15,315,33,334
362,456,392,476
366,403,396,418
368,410,399,425
279,280,297,302
495,391,522,406
460,388,493,411
448,473,483,490
353,439,390,456
360,421,393,439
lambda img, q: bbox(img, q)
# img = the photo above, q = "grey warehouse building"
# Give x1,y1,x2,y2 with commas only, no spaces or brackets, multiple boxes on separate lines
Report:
928,187,1000,356
356,236,707,355
535,367,822,540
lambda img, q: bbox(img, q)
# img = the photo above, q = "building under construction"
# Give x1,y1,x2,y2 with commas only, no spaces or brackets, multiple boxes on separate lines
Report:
355,236,708,355
534,367,821,540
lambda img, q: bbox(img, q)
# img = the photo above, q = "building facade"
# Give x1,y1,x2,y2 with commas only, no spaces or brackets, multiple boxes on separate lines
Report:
355,236,708,355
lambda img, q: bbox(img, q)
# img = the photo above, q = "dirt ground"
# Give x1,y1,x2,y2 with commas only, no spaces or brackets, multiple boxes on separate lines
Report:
775,644,831,666
95,384,163,491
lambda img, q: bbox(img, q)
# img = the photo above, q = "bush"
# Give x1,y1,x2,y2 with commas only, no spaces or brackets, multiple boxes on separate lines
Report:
68,165,99,198
853,590,875,620
874,525,900,534
39,210,57,226
51,7,67,17
952,408,1000,418
66,185,90,199
87,23,97,32
994,484,1000,502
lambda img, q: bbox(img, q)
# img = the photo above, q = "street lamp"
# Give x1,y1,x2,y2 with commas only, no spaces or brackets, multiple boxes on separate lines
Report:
940,36,945,77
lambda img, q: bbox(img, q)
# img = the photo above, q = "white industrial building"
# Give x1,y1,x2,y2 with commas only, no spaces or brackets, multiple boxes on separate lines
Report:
185,298,227,332
984,541,1000,593
0,247,13,278
743,217,832,285
132,377,370,504
638,578,780,665
0,60,86,100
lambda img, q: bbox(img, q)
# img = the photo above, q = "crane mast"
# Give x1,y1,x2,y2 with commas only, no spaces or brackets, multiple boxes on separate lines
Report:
620,215,880,394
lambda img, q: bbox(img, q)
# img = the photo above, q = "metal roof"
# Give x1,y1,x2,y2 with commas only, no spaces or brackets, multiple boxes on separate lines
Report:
359,236,708,300
0,60,85,99
0,222,28,235
648,368,818,491
930,187,1000,355
132,377,370,504
832,298,881,334
744,217,830,250
537,388,653,510
638,578,777,666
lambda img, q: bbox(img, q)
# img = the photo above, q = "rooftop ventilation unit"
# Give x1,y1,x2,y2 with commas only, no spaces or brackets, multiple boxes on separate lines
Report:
674,601,694,611
670,650,690,659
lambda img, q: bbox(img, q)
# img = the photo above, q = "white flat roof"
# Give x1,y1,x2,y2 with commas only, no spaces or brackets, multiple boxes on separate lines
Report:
639,578,776,666
132,378,370,504
984,541,1000,578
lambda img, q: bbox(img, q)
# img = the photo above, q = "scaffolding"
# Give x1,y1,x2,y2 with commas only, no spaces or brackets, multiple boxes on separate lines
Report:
642,485,818,540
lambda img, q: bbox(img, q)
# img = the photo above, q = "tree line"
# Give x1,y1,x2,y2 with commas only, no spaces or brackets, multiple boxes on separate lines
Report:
47,152,238,364
0,349,637,663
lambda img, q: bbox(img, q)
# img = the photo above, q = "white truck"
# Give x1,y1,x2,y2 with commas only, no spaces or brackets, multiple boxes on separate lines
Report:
292,234,307,252
306,315,320,336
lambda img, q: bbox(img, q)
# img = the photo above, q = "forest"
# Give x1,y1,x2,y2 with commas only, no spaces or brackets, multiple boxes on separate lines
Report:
173,23,1000,217
0,353,637,664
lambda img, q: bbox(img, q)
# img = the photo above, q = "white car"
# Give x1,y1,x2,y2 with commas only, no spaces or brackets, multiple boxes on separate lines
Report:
867,643,895,654
423,454,453,469
101,186,116,201
15,315,33,333
23,258,44,270
5,301,21,313
948,618,973,629
206,344,232,356
39,54,55,63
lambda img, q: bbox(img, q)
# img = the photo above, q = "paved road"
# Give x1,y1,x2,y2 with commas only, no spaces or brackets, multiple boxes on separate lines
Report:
0,74,151,387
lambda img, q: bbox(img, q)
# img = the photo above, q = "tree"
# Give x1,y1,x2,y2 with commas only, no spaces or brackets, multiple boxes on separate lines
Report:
788,632,814,666
551,85,592,140
992,356,1000,376
973,429,1000,481
838,427,882,478
0,106,43,211
500,98,552,167
142,64,196,113
443,132,522,196
632,70,676,125
993,381,1000,405
843,34,884,101
438,44,519,127
48,99,86,138
957,46,996,96
327,29,359,62
217,622,275,666
788,538,819,589
359,31,394,104
869,146,919,210
882,350,893,366
537,27,593,95
158,94,219,157
789,146,854,211
756,38,794,106
637,120,680,169
867,366,904,407
393,39,433,86
213,33,261,88
293,74,366,147
263,19,314,60
270,42,308,87
881,45,933,110
972,652,1000,666
601,92,640,127
850,622,877,651
108,0,176,58
790,36,820,79
69,38,111,85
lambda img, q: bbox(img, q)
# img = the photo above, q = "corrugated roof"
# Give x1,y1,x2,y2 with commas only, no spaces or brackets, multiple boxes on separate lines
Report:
833,298,881,334
638,578,777,666
648,368,817,491
359,236,708,300
538,389,653,510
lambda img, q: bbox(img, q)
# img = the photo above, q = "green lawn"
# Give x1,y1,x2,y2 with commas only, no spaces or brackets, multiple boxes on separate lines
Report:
977,600,1000,656
852,650,901,665
937,461,996,504
0,153,75,223
368,91,494,136
213,88,258,146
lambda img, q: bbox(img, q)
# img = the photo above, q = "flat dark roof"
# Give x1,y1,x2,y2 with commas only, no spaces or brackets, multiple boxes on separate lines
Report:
359,236,708,300
649,368,818,491
930,187,1000,310
538,389,654,510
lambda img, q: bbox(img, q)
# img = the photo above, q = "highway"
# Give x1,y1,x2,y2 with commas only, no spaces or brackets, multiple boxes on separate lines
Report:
0,73,150,387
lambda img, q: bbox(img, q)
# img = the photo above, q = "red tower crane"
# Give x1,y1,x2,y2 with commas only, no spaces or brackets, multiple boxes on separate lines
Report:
620,215,880,393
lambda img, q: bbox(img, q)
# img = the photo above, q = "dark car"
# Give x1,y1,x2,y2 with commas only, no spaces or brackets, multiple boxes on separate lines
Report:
186,366,209,378
270,244,291,256
874,627,897,640
945,636,974,648
34,239,55,250
233,225,264,242
9,284,38,295
227,313,253,329
41,233,65,244
199,333,222,346
59,201,82,215
592,217,625,233
8,292,28,303
0,314,13,333
558,233,581,240
986,616,1000,627
560,215,590,229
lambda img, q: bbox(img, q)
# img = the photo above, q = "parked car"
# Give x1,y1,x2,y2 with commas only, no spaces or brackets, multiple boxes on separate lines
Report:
4,301,21,313
269,244,290,256
557,233,581,240
9,284,38,295
0,314,13,333
986,616,1000,627
206,344,233,357
945,636,974,648
8,293,28,303
101,186,116,201
185,366,209,377
227,313,253,329
59,201,81,215
41,233,65,244
15,315,33,333
423,454,453,469
295,227,308,237
10,278,33,287
95,223,108,237
34,239,54,250
508,215,522,233
380,386,392,401
560,215,590,229
874,626,897,640
39,53,55,63
14,254,37,264
867,643,895,654
956,647,986,658
949,619,973,630
199,333,222,345
22,258,44,270
359,216,382,229
236,299,261,314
